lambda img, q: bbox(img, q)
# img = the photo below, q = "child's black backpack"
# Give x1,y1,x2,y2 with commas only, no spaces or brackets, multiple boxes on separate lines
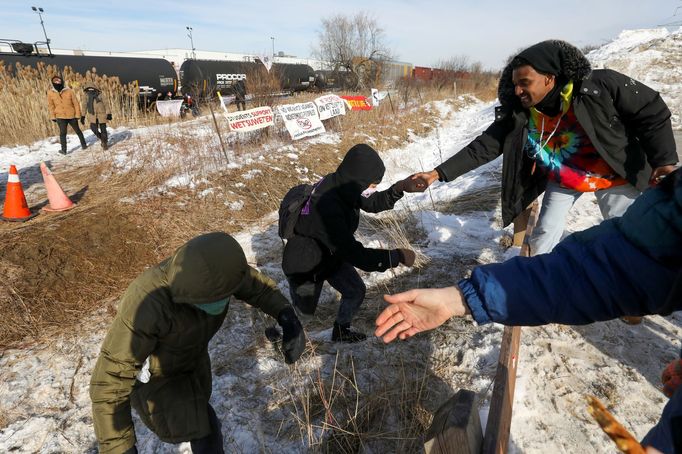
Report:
278,178,324,240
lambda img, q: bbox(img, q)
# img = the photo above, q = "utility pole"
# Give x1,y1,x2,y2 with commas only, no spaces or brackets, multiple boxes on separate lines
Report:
186,26,196,59
31,6,52,55
270,36,275,58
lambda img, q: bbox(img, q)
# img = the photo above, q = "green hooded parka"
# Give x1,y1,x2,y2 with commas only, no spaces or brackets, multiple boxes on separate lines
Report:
90,232,289,453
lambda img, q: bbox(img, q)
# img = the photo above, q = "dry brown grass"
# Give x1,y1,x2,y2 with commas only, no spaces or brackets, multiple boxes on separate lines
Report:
283,352,433,452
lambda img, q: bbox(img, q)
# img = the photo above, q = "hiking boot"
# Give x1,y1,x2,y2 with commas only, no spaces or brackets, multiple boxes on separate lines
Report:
59,148,67,155
264,326,282,342
331,322,366,343
620,316,644,325
102,141,109,150
81,143,88,150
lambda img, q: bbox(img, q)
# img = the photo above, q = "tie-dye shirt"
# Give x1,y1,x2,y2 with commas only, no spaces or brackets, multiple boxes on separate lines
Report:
524,103,626,192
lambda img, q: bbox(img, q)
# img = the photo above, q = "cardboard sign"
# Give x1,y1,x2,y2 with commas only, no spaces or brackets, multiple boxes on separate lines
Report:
340,95,373,111
277,102,326,140
314,94,346,120
156,99,184,117
226,106,275,132
370,88,388,106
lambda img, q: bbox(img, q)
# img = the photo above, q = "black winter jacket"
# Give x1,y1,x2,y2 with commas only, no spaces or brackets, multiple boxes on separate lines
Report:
283,145,404,280
436,55,677,226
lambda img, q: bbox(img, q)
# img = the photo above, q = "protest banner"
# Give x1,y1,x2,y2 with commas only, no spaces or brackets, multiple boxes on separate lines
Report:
277,102,326,140
226,106,275,132
314,94,346,120
370,88,388,107
156,99,184,117
258,54,273,72
340,95,373,111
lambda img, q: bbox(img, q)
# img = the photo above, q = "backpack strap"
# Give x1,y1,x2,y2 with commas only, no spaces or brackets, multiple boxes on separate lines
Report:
301,176,325,216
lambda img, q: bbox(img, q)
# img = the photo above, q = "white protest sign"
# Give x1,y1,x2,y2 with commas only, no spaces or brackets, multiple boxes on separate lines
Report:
314,94,346,120
258,54,273,72
370,88,388,107
156,99,183,117
277,102,326,140
226,106,275,132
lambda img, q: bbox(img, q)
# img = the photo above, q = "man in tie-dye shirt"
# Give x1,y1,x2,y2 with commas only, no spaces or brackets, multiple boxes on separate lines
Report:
413,40,677,255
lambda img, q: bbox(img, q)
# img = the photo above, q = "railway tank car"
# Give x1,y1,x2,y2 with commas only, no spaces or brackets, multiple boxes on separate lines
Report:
0,50,178,96
179,59,315,97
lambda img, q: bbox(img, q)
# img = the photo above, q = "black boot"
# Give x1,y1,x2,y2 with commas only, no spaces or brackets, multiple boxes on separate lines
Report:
331,322,366,343
102,140,109,150
264,326,282,342
59,148,67,155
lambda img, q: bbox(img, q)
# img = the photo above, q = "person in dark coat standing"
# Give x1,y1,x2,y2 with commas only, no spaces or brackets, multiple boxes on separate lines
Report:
233,79,246,111
90,232,305,454
81,82,112,150
47,75,87,155
413,40,678,256
376,169,682,453
282,144,421,342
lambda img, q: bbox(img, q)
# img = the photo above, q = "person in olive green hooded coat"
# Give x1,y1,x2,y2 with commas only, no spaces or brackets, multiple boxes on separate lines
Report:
90,232,305,453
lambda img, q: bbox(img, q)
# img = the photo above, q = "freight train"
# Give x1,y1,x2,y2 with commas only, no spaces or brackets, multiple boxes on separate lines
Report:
1,39,463,102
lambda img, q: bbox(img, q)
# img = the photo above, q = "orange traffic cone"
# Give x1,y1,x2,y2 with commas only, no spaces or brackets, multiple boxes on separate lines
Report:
40,162,75,212
2,165,37,222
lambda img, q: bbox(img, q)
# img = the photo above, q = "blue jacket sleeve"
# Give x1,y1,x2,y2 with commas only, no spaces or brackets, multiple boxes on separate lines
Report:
460,221,679,326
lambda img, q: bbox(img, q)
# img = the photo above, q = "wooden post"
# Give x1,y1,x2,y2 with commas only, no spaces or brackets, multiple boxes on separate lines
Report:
387,92,396,115
481,326,521,454
424,389,482,454
482,200,538,454
206,100,230,164
422,201,539,454
512,206,532,247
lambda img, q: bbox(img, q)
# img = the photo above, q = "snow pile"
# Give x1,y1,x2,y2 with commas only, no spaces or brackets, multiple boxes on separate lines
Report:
587,27,682,128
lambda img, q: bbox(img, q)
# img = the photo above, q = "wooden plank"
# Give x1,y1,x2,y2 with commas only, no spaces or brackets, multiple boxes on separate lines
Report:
424,389,483,454
512,207,531,247
482,201,538,453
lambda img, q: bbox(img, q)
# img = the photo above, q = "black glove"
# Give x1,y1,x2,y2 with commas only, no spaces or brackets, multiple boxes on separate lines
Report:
397,248,416,266
106,113,112,121
80,116,85,125
277,307,305,364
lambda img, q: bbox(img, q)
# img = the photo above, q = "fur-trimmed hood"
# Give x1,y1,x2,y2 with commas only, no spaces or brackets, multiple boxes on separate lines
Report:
497,40,592,109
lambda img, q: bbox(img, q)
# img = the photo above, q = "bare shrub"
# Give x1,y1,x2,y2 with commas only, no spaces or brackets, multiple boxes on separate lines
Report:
314,11,393,89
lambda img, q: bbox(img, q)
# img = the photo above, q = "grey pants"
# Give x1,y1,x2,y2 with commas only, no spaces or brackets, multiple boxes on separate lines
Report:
529,181,641,255
288,262,366,326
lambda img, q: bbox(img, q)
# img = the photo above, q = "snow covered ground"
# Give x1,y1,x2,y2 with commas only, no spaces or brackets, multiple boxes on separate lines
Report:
0,28,680,453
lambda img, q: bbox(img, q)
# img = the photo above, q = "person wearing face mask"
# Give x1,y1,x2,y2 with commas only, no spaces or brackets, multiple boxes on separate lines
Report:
90,232,306,454
280,143,422,343
81,82,112,150
47,75,88,155
412,40,677,257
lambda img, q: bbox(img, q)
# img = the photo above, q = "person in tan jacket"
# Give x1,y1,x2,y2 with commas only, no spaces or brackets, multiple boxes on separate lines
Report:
81,82,112,150
47,75,87,155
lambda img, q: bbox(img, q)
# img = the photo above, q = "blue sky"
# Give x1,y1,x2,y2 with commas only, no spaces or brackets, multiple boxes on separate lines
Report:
2,0,681,69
